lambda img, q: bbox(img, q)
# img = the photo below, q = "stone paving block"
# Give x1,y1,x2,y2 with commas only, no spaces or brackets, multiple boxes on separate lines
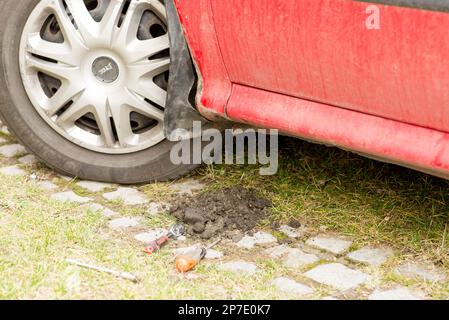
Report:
18,154,38,166
368,287,426,300
219,261,258,275
38,180,58,191
0,165,26,176
77,181,114,192
304,263,372,291
270,277,313,296
109,217,141,230
134,229,167,243
88,203,118,218
103,187,149,205
264,245,292,259
396,262,447,282
205,249,223,260
170,179,205,195
282,248,319,269
1,126,10,135
346,247,394,267
51,191,92,203
279,225,301,238
236,232,277,249
147,202,170,216
306,235,352,255
0,144,27,158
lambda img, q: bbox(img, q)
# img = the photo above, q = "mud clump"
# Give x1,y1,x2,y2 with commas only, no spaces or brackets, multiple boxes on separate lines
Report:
170,187,272,239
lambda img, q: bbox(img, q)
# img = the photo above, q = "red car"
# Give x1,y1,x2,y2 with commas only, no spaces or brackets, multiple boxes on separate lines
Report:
1,0,449,183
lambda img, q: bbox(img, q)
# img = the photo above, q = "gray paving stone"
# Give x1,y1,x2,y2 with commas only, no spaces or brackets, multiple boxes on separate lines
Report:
270,277,313,296
264,245,292,259
282,248,319,269
134,229,167,243
58,175,74,181
279,225,301,238
1,126,10,135
304,263,372,291
0,144,27,158
236,232,277,249
0,165,26,176
205,249,223,260
109,217,141,230
219,261,258,275
88,203,118,218
18,154,38,166
368,287,426,300
103,187,149,205
37,181,58,191
147,202,171,216
170,179,205,195
77,181,114,192
51,191,92,203
306,235,352,255
347,247,394,267
396,262,447,282
173,245,223,260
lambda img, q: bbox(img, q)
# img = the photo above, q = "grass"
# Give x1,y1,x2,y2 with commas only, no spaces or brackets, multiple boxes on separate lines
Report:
0,136,448,299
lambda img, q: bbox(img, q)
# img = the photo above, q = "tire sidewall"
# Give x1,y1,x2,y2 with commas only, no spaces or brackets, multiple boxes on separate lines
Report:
0,0,193,184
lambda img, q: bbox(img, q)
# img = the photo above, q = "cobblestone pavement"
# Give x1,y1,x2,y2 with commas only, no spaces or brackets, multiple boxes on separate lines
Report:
0,121,448,300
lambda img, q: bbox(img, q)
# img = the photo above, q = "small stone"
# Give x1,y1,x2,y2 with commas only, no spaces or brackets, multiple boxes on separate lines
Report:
147,202,169,216
103,187,149,205
368,287,426,300
134,229,167,243
37,181,58,191
51,191,92,203
304,263,371,291
270,277,313,296
279,225,301,238
170,179,205,195
306,235,352,255
29,173,38,180
19,154,38,166
347,247,394,267
219,261,258,275
177,236,187,242
282,248,319,269
87,203,118,218
236,232,277,249
0,144,27,158
109,217,141,230
77,181,114,192
0,165,26,176
396,262,447,282
205,249,223,260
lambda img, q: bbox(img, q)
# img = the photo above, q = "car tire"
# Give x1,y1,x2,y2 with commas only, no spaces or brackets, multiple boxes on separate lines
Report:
0,0,198,184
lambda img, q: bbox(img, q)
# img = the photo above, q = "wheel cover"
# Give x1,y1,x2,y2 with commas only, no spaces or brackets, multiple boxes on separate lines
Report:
19,0,170,154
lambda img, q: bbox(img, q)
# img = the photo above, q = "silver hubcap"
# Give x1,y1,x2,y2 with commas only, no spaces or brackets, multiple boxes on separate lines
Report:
19,0,170,154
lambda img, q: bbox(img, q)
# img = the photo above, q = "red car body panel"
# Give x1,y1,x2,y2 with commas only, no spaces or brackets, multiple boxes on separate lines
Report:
175,0,449,178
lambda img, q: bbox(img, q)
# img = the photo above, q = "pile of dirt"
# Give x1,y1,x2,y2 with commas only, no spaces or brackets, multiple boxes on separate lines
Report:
170,187,272,239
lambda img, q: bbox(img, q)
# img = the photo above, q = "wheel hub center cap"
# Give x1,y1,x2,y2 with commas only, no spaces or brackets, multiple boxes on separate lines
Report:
92,56,120,83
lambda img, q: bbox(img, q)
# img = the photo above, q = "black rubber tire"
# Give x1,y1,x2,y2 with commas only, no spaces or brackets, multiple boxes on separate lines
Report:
0,0,198,184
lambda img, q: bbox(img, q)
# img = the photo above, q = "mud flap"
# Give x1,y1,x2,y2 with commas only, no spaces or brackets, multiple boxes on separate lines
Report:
164,0,209,140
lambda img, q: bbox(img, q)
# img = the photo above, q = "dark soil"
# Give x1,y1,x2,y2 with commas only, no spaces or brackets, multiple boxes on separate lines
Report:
170,187,272,239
